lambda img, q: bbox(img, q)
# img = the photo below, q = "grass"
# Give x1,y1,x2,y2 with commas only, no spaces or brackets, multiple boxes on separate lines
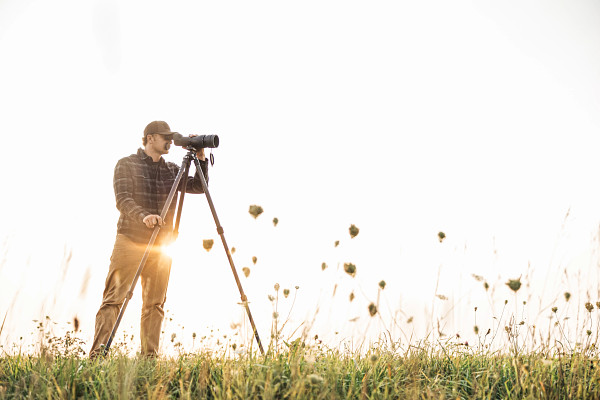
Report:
2,340,600,399
2,215,600,398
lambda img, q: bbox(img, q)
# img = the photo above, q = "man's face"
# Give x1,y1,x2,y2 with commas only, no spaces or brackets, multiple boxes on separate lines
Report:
151,133,173,154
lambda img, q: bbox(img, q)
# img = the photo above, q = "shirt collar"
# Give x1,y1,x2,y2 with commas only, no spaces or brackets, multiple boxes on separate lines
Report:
137,148,164,164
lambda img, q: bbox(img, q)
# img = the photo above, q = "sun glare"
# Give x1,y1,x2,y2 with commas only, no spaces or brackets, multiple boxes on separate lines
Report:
160,239,181,260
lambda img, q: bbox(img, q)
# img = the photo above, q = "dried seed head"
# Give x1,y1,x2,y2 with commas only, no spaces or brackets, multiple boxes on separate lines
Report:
484,282,490,291
248,205,264,219
252,256,257,265
369,354,378,363
73,316,79,332
268,295,275,302
171,333,176,342
474,325,479,334
368,303,377,317
334,240,340,247
349,292,355,302
192,332,197,339
506,278,521,292
552,307,558,313
472,274,484,282
436,294,448,300
349,224,359,239
564,292,571,301
203,239,214,252
272,312,279,319
407,317,413,323
308,374,323,385
438,231,446,242
231,247,236,254
321,262,328,271
242,267,250,277
343,263,357,277
274,283,280,291
586,302,594,313
587,330,593,336
283,289,290,298
378,280,386,290
272,217,279,227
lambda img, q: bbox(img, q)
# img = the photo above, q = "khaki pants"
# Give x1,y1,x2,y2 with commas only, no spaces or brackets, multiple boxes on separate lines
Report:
90,234,172,358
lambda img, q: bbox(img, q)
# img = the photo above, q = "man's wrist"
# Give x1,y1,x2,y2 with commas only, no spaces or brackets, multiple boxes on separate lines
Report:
139,211,150,223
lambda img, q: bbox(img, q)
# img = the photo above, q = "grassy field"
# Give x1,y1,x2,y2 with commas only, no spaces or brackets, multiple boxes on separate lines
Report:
2,220,600,398
2,337,600,399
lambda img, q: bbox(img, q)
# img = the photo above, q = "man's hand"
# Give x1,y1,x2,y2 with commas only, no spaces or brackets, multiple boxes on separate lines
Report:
143,214,164,228
189,134,206,161
196,148,206,161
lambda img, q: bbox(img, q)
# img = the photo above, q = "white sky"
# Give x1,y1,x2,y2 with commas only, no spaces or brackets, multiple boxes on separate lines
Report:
1,0,599,353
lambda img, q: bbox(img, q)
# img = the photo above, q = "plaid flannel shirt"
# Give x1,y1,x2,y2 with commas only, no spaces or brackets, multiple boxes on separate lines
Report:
114,148,209,244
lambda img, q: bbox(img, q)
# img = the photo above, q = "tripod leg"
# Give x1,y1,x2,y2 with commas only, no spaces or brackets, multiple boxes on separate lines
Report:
173,160,191,238
103,156,192,355
190,153,265,355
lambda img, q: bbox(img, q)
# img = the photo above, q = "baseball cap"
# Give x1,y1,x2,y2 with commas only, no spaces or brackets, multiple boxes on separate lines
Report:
144,121,176,136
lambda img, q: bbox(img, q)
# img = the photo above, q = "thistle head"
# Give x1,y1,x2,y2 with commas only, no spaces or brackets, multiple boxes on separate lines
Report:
203,239,214,252
248,205,264,219
506,278,521,293
368,303,377,317
586,302,594,313
349,224,359,239
343,263,357,277
438,231,446,242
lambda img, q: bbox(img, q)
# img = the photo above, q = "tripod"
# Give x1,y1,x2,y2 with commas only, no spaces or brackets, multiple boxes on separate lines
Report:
103,148,265,355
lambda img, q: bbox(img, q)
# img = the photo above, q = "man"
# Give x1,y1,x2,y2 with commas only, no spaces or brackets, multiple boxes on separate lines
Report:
90,121,208,358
